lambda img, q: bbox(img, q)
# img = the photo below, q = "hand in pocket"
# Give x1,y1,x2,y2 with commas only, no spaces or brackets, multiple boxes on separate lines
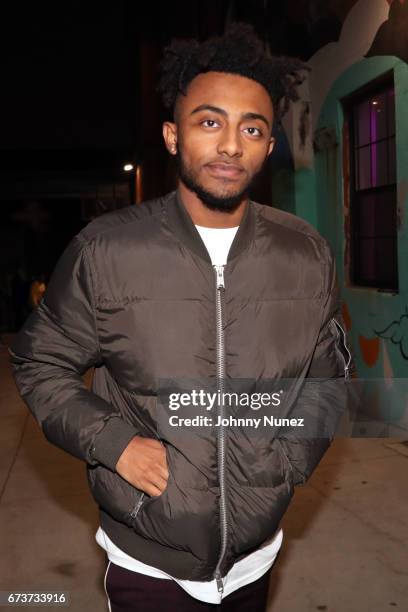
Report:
116,436,169,497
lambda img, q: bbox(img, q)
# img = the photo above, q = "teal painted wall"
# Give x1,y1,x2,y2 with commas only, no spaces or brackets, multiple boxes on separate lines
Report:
302,56,408,427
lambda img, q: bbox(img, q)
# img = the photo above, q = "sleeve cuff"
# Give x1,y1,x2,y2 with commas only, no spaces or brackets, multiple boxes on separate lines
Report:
89,417,138,472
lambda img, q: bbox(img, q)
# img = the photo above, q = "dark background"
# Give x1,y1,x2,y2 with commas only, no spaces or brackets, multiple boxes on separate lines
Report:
0,0,359,331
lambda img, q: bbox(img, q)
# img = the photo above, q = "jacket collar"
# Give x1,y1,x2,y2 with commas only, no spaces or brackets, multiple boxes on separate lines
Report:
164,186,256,264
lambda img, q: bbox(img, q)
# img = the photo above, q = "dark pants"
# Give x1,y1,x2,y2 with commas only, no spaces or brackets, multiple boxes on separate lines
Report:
105,561,272,611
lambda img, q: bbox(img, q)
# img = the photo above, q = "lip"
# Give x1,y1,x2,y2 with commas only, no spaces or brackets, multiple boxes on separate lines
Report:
205,163,245,179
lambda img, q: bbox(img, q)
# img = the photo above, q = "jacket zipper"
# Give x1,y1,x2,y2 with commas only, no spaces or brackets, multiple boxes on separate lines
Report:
213,264,228,595
130,492,145,520
330,318,352,379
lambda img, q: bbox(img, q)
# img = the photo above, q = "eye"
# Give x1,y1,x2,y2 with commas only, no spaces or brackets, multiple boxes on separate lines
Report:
244,127,263,137
201,119,220,128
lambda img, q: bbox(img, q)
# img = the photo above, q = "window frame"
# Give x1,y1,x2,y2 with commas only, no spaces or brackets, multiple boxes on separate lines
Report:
342,71,399,293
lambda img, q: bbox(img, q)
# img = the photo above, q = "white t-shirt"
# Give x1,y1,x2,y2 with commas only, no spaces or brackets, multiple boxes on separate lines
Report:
195,223,239,266
96,526,283,605
95,224,284,604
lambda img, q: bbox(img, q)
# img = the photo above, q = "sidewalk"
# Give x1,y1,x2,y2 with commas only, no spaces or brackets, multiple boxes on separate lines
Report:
1,337,407,611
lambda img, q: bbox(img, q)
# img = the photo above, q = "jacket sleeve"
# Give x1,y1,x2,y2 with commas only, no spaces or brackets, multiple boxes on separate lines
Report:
277,238,356,486
8,234,139,472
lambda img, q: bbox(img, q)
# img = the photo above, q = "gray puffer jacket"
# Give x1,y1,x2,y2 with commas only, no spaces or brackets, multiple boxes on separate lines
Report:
9,188,354,587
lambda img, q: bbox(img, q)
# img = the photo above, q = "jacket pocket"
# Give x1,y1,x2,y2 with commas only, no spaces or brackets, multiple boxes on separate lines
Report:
231,434,295,489
87,464,146,528
131,441,174,520
131,447,220,562
274,438,296,492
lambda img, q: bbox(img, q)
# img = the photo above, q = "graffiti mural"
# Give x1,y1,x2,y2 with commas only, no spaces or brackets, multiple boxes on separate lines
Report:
374,307,408,360
359,335,381,367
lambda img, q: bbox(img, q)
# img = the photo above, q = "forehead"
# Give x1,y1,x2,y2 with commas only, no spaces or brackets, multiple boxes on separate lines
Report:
176,71,273,119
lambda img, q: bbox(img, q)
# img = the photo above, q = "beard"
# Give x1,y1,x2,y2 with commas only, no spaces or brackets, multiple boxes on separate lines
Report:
175,151,259,213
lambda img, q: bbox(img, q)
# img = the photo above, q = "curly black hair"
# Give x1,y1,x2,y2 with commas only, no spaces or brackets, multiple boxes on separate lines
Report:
157,22,310,125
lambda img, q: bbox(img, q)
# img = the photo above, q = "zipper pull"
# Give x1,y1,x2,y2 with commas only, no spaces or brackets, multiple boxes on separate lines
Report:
214,265,225,289
216,575,224,594
130,493,145,519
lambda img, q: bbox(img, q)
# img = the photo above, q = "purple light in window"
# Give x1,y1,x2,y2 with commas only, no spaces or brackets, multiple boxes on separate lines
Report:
370,100,377,187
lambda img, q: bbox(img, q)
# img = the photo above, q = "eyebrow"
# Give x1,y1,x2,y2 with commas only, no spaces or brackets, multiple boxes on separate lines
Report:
190,104,270,129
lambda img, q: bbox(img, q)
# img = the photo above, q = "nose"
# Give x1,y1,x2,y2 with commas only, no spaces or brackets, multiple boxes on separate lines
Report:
216,125,243,158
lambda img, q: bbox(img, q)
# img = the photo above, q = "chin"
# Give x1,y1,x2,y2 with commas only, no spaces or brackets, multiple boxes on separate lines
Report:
205,182,246,199
208,188,241,200
200,189,247,212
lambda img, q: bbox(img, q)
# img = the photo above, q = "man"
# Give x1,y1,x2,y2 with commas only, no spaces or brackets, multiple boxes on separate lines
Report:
9,23,354,612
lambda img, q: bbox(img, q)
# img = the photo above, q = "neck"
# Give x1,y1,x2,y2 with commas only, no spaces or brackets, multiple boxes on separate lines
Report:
177,181,247,228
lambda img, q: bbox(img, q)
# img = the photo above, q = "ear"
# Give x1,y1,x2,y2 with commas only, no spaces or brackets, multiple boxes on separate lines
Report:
267,137,276,157
162,122,178,155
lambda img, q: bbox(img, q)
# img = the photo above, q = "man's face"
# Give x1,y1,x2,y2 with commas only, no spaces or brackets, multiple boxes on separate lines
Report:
162,71,275,212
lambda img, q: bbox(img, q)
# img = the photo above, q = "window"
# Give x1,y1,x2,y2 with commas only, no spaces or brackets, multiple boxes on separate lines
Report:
345,75,398,291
